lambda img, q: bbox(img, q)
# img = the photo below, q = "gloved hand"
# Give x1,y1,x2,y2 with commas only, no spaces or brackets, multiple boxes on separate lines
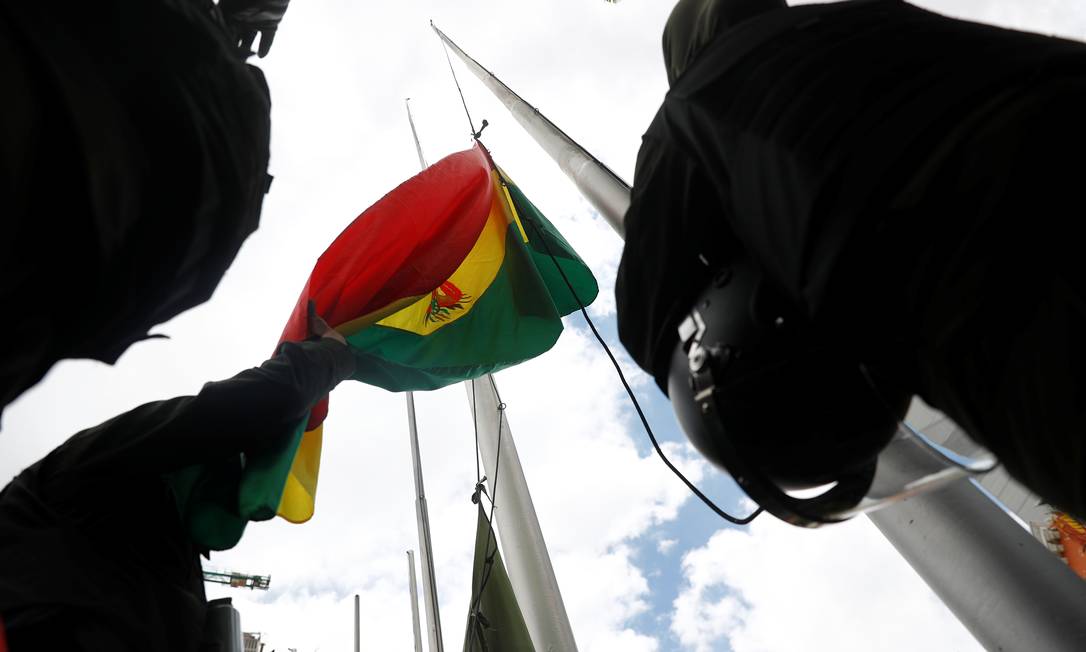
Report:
306,300,347,346
218,0,291,57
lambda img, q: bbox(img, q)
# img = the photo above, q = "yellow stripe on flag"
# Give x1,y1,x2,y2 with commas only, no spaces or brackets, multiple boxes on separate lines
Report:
497,168,529,244
277,424,323,523
335,293,428,337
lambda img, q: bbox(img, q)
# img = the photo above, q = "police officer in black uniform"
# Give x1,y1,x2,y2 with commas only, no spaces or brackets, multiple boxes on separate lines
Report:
0,308,352,651
617,0,1086,520
0,0,292,417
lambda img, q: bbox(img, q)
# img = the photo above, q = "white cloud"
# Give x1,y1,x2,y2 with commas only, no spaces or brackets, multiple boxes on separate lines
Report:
559,544,658,652
672,516,983,652
658,538,678,554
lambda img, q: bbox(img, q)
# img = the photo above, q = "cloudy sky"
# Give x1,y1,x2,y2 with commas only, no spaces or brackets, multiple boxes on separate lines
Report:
3,1,1086,650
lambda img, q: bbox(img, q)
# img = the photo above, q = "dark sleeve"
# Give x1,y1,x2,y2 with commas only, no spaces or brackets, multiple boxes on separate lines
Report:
615,115,741,391
39,338,355,478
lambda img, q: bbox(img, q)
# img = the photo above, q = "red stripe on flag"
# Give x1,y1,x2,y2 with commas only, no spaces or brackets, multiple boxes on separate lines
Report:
278,144,493,344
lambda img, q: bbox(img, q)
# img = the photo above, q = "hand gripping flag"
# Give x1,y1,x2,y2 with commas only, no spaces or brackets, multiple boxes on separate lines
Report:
179,142,597,549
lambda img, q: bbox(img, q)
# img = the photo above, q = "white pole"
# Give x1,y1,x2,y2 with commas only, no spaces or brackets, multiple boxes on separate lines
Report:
405,98,429,170
407,393,444,652
467,375,579,651
407,550,425,652
435,27,1086,650
354,594,361,652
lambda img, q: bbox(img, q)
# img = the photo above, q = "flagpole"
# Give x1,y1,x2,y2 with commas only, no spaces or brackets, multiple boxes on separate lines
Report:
406,393,444,652
432,23,629,238
406,98,429,170
404,99,444,652
467,375,579,652
434,26,1086,651
407,550,425,652
354,594,361,652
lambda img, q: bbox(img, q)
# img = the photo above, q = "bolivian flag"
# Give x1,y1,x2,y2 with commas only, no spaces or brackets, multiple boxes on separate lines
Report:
183,142,597,549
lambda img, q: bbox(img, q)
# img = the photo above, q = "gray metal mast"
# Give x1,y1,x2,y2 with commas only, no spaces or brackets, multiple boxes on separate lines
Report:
354,594,361,652
432,23,629,238
434,26,1086,651
404,98,445,652
407,550,425,652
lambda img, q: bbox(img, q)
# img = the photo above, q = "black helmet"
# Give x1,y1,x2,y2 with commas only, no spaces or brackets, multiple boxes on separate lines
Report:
667,254,911,525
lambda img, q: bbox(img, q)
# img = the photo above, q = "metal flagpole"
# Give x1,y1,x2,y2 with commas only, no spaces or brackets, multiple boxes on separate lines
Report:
354,594,361,652
434,26,1086,651
868,478,1086,649
406,394,444,652
406,98,428,170
467,375,579,652
404,99,444,652
432,23,629,238
407,550,425,652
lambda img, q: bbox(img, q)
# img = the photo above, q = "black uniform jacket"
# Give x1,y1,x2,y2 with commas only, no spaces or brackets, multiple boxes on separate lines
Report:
0,0,273,414
616,0,1086,390
0,339,355,651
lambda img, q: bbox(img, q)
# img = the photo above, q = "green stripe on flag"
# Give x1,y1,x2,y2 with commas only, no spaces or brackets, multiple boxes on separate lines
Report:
505,177,599,315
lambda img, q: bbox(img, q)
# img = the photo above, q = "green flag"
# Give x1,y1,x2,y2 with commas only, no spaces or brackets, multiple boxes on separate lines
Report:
463,506,535,652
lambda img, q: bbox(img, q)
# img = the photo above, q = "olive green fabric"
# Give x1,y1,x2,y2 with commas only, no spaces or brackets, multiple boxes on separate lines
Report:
462,506,534,652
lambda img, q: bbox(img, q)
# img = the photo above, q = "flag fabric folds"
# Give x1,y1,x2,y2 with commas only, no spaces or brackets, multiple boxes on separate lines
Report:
246,143,504,528
346,162,597,392
463,506,535,652
178,142,597,549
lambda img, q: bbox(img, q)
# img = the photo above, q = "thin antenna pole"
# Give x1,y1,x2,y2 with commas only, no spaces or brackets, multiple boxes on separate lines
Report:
407,550,425,652
432,23,629,238
432,26,1086,652
405,98,429,169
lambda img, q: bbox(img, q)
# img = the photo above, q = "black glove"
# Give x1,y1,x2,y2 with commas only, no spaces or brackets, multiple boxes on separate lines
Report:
219,0,291,57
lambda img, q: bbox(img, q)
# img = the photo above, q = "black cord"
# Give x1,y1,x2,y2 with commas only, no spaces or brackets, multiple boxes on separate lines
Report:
516,195,762,526
438,34,478,139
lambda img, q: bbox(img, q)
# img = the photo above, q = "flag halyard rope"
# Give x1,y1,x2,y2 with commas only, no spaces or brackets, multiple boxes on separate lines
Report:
466,378,506,651
517,201,763,526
